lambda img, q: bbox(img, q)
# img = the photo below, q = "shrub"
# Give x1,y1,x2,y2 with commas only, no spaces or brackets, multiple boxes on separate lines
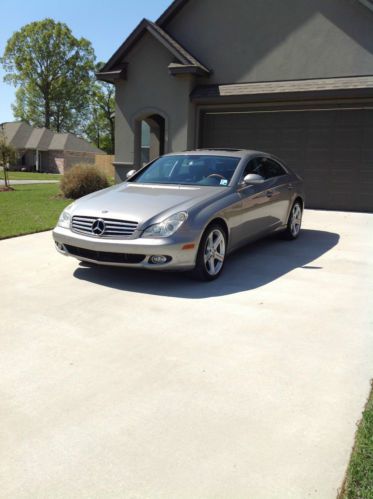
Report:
60,164,109,199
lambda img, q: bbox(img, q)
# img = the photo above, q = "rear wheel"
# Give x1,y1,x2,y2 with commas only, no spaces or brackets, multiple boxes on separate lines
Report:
192,224,227,281
283,201,303,240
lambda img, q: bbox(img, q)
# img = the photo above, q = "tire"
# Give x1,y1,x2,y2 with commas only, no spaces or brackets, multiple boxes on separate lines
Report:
192,224,227,281
283,200,303,240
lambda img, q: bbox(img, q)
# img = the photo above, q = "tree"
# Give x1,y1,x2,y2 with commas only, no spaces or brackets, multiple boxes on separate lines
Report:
12,85,45,128
86,65,115,153
1,18,95,133
0,128,17,189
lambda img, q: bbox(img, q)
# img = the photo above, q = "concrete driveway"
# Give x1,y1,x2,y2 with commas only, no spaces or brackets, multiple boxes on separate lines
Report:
1,210,372,499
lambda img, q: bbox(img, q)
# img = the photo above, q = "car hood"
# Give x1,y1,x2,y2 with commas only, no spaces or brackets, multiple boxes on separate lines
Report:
71,183,226,227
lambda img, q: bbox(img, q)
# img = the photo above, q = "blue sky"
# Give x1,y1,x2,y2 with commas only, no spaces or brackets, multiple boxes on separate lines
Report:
0,0,171,123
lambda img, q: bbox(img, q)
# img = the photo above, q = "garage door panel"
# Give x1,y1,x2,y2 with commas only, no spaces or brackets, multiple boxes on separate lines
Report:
281,127,304,140
330,166,355,181
201,108,373,211
333,150,360,162
334,126,362,139
360,162,373,177
305,112,335,126
362,134,373,160
306,128,332,145
279,113,305,126
362,151,373,162
304,149,331,161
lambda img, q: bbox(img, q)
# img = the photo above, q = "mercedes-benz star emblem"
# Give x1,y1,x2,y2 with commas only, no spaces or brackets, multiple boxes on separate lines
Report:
92,218,106,236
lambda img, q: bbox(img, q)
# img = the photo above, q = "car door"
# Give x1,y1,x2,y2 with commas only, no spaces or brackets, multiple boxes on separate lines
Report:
260,157,293,229
228,157,274,249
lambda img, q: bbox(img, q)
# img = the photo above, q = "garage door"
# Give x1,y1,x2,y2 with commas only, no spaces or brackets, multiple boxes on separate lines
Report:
201,108,373,211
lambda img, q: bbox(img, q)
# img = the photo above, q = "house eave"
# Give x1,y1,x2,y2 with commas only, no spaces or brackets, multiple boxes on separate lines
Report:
100,19,149,73
96,66,127,83
168,63,210,77
100,18,210,78
191,76,373,103
156,0,190,26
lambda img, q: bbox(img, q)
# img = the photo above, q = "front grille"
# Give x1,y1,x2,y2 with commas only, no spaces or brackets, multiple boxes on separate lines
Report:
71,216,138,238
65,245,146,264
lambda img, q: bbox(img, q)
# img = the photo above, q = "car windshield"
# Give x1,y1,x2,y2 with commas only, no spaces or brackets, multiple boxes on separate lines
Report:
130,155,241,187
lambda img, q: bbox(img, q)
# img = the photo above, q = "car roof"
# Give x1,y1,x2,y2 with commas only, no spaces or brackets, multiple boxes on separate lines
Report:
162,148,267,159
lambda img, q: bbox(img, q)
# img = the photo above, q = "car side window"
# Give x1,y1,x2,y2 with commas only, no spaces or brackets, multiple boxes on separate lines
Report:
242,157,287,181
261,158,287,179
242,158,264,178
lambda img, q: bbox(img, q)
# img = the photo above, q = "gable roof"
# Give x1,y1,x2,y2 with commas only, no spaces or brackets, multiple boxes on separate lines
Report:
156,0,190,26
26,127,54,151
97,17,209,81
1,121,22,144
1,122,104,154
147,20,208,70
49,133,105,154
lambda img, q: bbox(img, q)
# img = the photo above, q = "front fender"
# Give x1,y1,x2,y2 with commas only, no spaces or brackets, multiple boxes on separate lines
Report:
189,190,239,249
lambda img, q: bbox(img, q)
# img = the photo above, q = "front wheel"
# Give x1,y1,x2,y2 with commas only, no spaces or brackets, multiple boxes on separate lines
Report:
283,201,303,240
192,224,227,281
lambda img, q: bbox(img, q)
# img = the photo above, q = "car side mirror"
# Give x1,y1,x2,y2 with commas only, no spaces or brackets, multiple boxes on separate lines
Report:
243,173,265,185
126,169,137,179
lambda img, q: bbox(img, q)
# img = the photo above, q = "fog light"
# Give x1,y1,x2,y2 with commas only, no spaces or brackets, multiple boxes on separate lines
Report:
150,255,168,264
55,242,66,253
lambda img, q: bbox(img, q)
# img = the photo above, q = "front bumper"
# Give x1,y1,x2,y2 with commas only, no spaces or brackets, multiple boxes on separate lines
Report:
52,226,199,271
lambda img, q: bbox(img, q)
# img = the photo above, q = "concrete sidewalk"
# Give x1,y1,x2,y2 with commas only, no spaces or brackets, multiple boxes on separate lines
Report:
0,179,59,185
0,210,372,498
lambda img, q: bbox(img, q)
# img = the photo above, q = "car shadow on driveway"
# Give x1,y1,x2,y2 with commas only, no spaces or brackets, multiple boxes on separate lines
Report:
73,229,340,299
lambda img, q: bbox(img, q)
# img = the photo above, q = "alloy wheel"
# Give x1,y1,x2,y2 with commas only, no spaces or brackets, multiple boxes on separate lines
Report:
290,203,302,237
204,228,226,276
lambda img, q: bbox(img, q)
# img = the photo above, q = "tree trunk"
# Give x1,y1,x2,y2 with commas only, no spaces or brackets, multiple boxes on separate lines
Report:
44,94,50,129
109,118,115,154
2,157,9,188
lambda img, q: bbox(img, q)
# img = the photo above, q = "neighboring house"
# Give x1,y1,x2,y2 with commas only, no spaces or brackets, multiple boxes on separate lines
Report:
1,121,105,174
97,0,373,212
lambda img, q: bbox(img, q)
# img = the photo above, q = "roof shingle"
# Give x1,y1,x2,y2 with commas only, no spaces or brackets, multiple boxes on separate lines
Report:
1,122,104,154
191,76,373,100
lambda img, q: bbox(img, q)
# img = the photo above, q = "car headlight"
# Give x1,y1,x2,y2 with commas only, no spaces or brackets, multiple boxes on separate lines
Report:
57,203,75,229
142,212,188,238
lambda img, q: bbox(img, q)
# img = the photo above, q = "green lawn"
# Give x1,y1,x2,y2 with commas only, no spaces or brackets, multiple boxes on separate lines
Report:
1,170,62,181
0,183,71,239
341,384,373,498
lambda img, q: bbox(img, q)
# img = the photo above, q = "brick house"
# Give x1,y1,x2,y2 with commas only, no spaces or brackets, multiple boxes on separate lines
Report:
1,121,105,174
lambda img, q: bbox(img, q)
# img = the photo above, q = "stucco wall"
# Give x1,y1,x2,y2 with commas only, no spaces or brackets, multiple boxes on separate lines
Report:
166,0,373,84
114,32,196,179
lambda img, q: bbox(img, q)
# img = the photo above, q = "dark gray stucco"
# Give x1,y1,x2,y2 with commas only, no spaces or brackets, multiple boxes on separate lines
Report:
109,0,373,210
114,32,196,179
166,0,373,83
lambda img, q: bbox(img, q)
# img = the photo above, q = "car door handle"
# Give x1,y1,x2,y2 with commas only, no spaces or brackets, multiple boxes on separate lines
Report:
266,190,273,198
287,184,294,190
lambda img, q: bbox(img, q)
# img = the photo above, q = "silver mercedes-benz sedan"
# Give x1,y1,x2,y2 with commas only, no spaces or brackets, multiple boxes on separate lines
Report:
53,149,305,280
